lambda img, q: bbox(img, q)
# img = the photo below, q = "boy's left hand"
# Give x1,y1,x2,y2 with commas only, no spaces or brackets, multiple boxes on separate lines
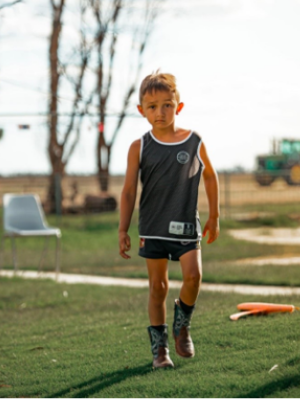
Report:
202,217,220,244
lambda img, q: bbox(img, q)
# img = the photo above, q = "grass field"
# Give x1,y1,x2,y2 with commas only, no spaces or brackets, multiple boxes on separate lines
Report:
1,277,300,398
1,200,300,398
1,207,300,286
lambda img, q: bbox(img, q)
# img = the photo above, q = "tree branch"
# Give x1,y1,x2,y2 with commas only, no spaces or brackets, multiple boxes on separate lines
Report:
109,0,160,146
61,1,92,150
0,0,22,9
102,0,122,104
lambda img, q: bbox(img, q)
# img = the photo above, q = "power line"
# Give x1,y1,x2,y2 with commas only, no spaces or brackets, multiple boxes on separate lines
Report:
0,79,140,115
0,112,141,118
0,78,86,103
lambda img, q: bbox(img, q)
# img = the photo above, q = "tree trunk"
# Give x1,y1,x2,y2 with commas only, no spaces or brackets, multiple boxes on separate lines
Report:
47,0,65,213
47,154,65,214
97,127,111,192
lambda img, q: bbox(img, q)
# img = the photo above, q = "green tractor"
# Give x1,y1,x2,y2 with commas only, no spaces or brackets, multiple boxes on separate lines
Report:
255,138,300,186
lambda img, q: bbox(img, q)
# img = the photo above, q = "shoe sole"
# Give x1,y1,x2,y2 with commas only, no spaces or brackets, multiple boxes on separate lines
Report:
173,333,195,358
152,363,175,368
175,348,195,358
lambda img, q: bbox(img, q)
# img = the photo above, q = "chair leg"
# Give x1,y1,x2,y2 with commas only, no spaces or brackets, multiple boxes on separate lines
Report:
11,236,17,272
38,237,49,272
0,236,5,271
55,235,61,276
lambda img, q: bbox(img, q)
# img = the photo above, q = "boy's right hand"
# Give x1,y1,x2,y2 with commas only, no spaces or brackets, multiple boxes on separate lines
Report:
119,231,131,259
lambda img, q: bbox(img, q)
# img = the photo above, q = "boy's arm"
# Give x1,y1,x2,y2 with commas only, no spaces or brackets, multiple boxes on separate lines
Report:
119,139,140,259
200,141,220,244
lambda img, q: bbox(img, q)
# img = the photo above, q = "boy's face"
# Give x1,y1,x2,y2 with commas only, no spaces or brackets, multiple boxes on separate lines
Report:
137,90,184,131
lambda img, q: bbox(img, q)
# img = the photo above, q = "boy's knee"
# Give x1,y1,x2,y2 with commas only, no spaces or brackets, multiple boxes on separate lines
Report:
149,279,168,301
184,271,202,289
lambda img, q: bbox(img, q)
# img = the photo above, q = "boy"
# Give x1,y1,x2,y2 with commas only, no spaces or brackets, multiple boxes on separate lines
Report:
119,72,219,368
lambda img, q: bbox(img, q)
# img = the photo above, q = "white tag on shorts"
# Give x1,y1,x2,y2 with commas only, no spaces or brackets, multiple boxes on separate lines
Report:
169,221,194,236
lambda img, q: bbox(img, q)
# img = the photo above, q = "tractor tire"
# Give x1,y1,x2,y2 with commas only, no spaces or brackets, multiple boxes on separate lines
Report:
284,164,300,186
254,172,275,186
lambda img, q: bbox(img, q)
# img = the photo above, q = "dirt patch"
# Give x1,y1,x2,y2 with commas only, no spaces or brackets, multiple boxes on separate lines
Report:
228,228,300,245
229,227,300,266
234,256,300,266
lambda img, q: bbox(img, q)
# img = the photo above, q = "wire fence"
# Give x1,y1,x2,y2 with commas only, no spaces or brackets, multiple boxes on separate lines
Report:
0,172,299,219
216,172,300,218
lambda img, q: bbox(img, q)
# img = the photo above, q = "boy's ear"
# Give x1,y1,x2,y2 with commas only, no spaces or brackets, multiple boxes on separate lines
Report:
176,102,184,115
137,105,145,117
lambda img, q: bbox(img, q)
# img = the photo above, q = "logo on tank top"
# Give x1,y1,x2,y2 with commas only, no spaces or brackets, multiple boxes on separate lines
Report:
177,151,190,164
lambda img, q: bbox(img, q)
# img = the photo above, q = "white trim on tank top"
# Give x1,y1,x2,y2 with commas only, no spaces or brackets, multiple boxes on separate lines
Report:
140,130,204,168
149,130,193,146
139,135,144,165
197,140,205,169
139,235,202,242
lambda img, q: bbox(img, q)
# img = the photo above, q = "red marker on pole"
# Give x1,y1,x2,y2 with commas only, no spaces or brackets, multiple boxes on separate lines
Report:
98,122,104,133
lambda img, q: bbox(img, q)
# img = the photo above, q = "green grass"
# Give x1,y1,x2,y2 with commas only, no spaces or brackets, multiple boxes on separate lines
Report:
202,262,300,287
0,277,300,398
223,202,300,223
1,209,300,286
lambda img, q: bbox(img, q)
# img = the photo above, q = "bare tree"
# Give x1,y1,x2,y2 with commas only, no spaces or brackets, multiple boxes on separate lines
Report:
47,0,92,212
89,0,161,192
47,0,161,210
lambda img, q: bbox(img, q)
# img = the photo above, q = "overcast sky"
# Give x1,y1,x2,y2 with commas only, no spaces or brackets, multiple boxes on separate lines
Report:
0,0,300,175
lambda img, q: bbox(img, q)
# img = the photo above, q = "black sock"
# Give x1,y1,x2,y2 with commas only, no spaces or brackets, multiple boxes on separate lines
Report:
151,324,166,333
179,298,195,314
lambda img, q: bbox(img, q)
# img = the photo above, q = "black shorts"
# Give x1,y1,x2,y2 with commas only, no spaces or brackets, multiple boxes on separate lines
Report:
138,238,201,261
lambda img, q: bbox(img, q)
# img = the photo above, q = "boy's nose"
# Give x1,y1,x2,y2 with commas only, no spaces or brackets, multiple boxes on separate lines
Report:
157,106,164,115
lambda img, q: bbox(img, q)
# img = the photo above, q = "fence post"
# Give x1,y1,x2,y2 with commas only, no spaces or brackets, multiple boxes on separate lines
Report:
54,173,62,218
224,171,231,219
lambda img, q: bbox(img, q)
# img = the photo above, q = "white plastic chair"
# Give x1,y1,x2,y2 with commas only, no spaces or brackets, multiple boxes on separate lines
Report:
0,194,61,273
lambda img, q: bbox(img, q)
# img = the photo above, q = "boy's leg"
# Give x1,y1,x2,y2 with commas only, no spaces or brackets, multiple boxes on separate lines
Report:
146,258,173,368
179,249,202,306
173,249,202,358
146,258,169,325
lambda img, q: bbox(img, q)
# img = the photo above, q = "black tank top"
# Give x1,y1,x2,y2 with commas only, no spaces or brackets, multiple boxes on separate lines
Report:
139,131,203,241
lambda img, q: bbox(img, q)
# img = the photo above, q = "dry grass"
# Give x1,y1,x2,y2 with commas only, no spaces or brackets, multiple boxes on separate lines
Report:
1,173,300,212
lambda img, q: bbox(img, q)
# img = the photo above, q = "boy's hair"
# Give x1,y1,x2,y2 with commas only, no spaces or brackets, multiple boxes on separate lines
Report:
139,71,180,104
